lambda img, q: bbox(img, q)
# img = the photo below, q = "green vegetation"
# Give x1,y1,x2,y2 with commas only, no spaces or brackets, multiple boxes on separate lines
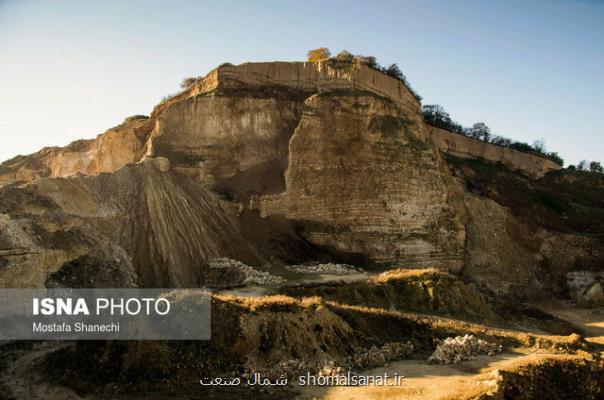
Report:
422,104,465,134
369,116,413,137
571,160,603,174
328,50,359,73
368,115,428,150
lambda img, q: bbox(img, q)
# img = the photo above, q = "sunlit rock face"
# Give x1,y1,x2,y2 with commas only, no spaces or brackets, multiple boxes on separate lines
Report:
143,63,465,270
273,93,465,269
0,117,153,186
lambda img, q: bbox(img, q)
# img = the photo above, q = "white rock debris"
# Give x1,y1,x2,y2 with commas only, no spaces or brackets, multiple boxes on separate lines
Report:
207,258,284,286
428,334,502,364
285,262,361,275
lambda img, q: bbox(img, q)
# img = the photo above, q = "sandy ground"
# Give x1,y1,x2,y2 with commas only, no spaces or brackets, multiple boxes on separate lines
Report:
293,302,604,400
292,353,538,400
537,303,604,346
0,343,82,400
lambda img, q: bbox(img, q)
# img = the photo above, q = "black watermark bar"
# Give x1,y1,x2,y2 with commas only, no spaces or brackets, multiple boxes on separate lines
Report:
0,289,211,340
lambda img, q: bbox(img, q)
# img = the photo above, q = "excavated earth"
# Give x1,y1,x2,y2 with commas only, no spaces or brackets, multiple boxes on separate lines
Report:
0,60,603,399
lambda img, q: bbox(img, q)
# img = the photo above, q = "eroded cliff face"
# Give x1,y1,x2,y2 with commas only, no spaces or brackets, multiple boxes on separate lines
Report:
141,64,466,269
0,117,153,186
150,93,304,200
265,93,465,269
0,61,602,296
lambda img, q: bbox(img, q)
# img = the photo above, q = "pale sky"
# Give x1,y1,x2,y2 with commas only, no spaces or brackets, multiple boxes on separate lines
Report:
1,0,602,166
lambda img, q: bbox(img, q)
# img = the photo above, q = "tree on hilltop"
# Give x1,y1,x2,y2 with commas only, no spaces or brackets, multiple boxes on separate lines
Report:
465,122,491,142
334,50,354,63
532,138,546,153
422,105,450,124
307,47,331,62
590,161,603,173
180,76,200,89
384,63,405,81
356,55,378,69
490,135,512,146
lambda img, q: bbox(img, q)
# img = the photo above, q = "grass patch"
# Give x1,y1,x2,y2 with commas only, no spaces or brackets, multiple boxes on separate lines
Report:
369,116,428,150
369,116,413,137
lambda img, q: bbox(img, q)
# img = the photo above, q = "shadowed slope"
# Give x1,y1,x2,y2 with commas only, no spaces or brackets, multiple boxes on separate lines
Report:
0,161,263,288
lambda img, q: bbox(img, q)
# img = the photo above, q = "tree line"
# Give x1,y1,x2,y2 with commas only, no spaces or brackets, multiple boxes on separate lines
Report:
572,160,603,173
421,104,566,166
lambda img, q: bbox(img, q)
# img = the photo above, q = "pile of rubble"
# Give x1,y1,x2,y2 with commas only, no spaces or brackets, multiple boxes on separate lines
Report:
285,262,361,275
348,341,414,369
428,334,502,364
205,258,284,287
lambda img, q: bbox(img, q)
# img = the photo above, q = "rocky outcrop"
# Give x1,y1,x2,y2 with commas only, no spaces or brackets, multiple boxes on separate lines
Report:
0,117,152,186
452,157,604,297
2,60,603,400
189,62,421,116
149,92,304,200
146,61,423,200
140,62,466,269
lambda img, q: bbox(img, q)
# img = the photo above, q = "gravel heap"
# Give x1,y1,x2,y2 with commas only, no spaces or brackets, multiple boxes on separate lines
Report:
285,262,361,275
349,341,414,369
207,258,284,286
428,334,502,364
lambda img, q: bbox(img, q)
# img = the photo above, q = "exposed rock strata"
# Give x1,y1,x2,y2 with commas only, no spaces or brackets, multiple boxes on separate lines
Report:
269,93,465,269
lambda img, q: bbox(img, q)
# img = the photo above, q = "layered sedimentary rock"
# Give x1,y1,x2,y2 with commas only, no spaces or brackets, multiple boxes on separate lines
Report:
267,93,465,268
452,157,604,297
0,61,602,295
144,62,465,270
